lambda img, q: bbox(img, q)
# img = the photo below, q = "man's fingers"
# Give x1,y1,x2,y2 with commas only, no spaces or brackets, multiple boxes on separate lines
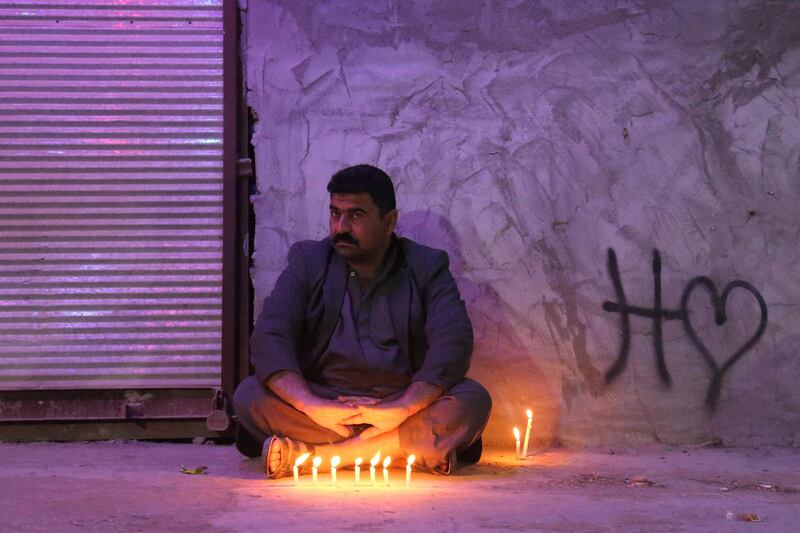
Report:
332,424,352,438
337,396,379,406
358,426,386,440
342,412,366,424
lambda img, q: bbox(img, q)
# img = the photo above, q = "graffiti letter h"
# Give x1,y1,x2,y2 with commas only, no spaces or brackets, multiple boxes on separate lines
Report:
602,249,685,387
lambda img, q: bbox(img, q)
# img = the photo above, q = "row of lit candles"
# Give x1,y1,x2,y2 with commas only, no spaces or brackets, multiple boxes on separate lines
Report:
513,409,534,459
293,451,416,486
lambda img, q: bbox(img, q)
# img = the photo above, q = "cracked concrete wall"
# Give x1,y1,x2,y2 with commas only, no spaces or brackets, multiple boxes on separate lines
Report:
241,0,800,447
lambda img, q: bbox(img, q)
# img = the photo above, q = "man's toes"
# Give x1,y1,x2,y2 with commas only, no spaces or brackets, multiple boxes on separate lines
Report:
270,448,281,472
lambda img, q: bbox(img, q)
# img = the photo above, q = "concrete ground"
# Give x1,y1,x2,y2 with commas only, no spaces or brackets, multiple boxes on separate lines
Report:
0,441,798,532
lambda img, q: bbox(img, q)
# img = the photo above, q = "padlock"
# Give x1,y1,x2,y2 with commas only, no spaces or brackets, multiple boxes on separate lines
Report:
206,390,231,432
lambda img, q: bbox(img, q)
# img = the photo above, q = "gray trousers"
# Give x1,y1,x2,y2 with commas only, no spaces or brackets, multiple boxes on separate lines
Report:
233,375,492,472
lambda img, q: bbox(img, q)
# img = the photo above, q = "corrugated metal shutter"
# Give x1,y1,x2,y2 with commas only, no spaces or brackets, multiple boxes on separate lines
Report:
0,0,224,390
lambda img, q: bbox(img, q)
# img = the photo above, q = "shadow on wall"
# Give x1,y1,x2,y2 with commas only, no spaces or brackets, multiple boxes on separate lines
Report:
398,210,558,449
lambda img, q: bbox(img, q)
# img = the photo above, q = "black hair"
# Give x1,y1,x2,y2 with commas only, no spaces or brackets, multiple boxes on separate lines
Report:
326,164,396,216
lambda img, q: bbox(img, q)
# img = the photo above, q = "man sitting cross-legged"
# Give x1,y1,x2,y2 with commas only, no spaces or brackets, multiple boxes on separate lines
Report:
233,164,491,477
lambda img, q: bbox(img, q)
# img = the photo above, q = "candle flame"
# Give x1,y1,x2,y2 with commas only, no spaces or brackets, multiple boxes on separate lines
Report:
330,456,341,468
526,409,533,419
513,427,520,440
294,452,311,468
312,456,323,468
406,454,415,466
354,457,363,466
370,451,381,467
382,456,391,468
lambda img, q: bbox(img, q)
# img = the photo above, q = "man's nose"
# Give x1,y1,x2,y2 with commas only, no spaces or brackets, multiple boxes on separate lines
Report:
333,213,351,233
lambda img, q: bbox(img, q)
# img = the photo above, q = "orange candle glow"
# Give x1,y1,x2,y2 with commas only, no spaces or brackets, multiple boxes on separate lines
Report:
513,427,521,459
330,456,340,485
522,409,533,458
405,454,415,487
293,452,311,484
312,456,322,485
354,457,363,485
369,451,381,484
382,456,392,485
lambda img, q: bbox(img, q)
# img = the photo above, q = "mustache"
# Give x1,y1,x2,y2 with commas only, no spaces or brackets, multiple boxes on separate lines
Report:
332,233,359,246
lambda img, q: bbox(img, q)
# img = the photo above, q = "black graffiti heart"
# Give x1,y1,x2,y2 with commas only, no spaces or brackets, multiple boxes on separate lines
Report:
680,277,768,411
602,249,769,411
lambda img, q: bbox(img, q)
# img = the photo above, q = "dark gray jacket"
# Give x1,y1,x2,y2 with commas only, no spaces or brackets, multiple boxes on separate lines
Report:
250,236,474,391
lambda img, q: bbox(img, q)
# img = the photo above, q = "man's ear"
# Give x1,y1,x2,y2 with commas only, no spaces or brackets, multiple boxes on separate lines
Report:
384,209,398,234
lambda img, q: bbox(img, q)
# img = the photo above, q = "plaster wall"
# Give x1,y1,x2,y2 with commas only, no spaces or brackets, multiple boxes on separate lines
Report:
241,0,800,447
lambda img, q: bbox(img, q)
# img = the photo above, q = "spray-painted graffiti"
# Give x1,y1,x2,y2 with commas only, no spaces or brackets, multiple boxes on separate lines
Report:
602,249,768,411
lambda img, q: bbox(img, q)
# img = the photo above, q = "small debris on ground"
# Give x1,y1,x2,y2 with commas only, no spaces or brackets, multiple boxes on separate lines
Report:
572,473,661,488
180,464,208,475
624,475,660,488
698,478,798,493
692,437,723,449
726,511,762,522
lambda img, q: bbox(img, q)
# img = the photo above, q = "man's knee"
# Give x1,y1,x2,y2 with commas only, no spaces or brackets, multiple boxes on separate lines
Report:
398,378,492,470
231,376,273,457
232,375,265,421
446,378,492,426
233,374,283,442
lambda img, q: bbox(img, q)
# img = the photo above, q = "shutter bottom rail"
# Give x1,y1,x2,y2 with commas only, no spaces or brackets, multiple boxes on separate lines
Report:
0,387,223,423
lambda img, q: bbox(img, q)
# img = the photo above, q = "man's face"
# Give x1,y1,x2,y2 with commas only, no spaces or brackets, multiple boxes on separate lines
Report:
329,192,396,264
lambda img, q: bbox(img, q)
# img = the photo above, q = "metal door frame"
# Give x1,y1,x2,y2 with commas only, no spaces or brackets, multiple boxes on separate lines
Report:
0,0,249,442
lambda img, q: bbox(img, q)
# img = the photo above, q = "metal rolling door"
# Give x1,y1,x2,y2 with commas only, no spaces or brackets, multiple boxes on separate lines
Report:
0,0,224,390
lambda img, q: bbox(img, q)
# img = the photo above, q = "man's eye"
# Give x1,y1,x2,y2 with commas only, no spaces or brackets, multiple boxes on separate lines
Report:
351,212,363,220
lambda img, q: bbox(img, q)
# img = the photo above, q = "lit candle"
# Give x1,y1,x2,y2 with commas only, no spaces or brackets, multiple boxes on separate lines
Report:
522,409,533,458
382,456,392,485
330,456,340,485
369,451,381,484
354,457,363,485
513,427,521,459
293,452,311,484
405,454,415,487
312,456,322,485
